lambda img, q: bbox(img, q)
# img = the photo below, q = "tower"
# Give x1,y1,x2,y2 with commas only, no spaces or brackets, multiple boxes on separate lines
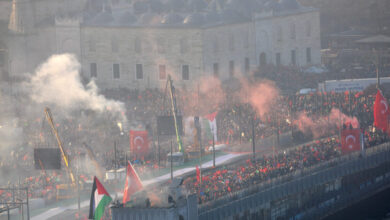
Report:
55,15,82,58
8,0,34,34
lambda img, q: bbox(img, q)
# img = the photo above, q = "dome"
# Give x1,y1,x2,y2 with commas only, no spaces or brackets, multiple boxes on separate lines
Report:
226,0,242,9
168,0,188,12
183,13,204,25
263,0,282,11
92,11,114,24
118,11,137,24
204,11,220,23
149,0,164,13
161,13,183,24
140,13,161,25
225,0,254,17
216,0,226,9
279,0,300,10
189,0,207,12
219,8,244,22
133,1,149,14
207,0,217,12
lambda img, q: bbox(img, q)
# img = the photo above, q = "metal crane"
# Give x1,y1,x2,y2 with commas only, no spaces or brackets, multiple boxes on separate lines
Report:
44,107,76,185
163,75,183,152
82,143,105,180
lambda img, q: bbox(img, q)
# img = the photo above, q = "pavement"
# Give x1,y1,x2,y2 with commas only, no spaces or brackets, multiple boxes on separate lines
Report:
31,132,296,220
31,152,246,220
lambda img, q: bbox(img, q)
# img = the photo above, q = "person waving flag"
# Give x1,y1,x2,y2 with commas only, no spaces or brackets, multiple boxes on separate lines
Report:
123,161,143,205
374,89,390,132
89,176,112,220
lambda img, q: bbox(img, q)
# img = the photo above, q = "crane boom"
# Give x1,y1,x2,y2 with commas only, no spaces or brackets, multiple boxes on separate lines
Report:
44,107,76,185
82,143,104,180
167,75,183,152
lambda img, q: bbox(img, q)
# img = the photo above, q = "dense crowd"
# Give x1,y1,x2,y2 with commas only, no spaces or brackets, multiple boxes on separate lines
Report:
0,86,389,208
288,90,375,130
184,137,340,203
184,130,388,204
179,89,389,204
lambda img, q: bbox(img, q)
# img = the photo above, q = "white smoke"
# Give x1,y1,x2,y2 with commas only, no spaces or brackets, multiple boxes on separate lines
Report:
26,54,126,121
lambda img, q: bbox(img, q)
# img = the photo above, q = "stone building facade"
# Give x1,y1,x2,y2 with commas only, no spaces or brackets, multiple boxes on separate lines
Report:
2,0,321,90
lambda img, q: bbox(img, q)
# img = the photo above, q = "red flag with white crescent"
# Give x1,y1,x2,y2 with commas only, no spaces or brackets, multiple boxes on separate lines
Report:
129,130,149,158
123,161,143,205
374,89,389,132
341,128,361,154
196,165,200,183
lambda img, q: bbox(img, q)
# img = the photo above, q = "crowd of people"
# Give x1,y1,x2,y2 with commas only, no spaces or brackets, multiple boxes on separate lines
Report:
0,85,389,209
179,89,389,204
184,129,388,204
184,137,341,204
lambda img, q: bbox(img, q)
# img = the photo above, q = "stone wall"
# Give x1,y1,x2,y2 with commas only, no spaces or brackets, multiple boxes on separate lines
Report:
202,22,256,80
81,26,203,90
255,10,321,67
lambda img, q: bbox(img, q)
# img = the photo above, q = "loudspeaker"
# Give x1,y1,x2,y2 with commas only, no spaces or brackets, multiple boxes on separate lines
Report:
157,116,183,136
34,148,61,170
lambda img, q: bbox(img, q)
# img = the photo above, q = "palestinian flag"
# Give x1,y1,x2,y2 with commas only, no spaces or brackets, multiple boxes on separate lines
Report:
89,176,112,220
204,112,218,142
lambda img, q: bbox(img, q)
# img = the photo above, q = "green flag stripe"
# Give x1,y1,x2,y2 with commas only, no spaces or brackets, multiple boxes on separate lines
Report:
94,195,112,220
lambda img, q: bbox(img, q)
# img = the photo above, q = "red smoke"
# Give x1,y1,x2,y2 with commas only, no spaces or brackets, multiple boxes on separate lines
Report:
179,76,225,116
239,79,280,119
295,108,359,138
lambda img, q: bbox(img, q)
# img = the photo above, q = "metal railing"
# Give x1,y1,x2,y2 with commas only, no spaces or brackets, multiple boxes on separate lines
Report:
199,142,390,214
0,187,30,220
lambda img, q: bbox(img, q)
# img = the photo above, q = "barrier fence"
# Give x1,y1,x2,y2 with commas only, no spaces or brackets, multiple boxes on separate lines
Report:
198,142,390,220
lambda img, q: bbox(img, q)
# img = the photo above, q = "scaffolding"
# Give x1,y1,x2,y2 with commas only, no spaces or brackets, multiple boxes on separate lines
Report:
0,187,30,220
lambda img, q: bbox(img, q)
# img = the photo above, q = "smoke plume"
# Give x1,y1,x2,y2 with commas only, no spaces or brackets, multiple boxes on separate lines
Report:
295,108,360,138
239,79,280,119
180,76,225,116
26,54,126,122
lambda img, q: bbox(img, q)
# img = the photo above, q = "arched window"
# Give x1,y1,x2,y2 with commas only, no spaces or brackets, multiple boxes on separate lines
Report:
213,36,219,54
277,26,283,42
290,23,296,40
111,37,118,53
259,53,267,67
306,20,311,37
135,37,142,53
180,37,189,54
89,38,96,52
243,31,249,48
228,33,235,51
157,38,165,53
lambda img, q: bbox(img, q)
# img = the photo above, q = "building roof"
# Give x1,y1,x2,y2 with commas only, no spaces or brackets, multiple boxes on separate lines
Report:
183,13,204,25
279,0,300,10
82,0,317,28
356,35,390,44
329,29,372,38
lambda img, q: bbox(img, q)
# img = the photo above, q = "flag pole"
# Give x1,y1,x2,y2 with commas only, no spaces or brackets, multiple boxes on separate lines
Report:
376,49,380,88
212,128,215,167
252,117,255,161
157,135,160,169
170,139,173,181
77,152,80,214
199,122,202,184
197,83,202,185
114,141,117,200
349,89,352,115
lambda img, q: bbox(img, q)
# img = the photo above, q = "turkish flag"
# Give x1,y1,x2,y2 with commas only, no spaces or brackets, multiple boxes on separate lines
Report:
374,90,390,132
196,165,200,183
130,130,149,158
123,161,143,205
341,129,361,154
